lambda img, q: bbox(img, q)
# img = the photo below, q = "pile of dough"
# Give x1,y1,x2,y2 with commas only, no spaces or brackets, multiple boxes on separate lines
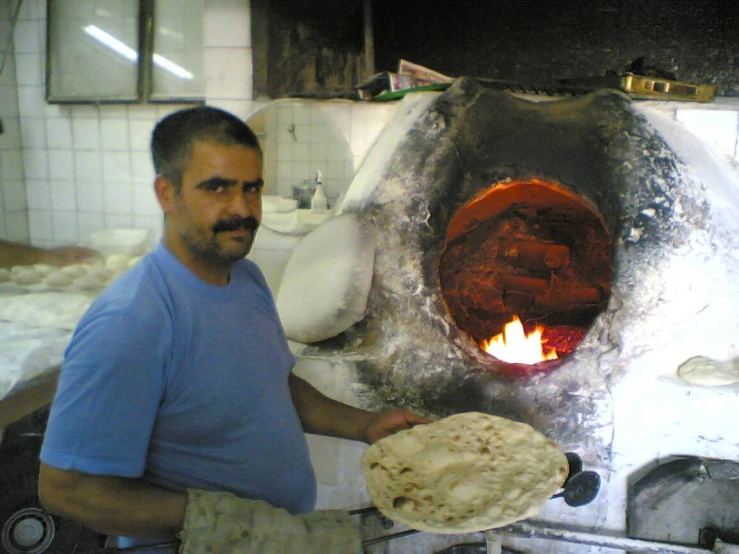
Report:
361,412,568,534
6,253,146,294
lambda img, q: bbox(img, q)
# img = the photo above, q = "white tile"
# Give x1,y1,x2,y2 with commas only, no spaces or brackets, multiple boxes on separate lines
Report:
1,149,24,180
75,180,104,212
156,104,194,120
103,182,133,214
129,119,153,151
19,116,46,149
5,212,30,242
3,180,27,212
46,117,73,149
132,183,161,216
0,118,22,149
277,104,294,126
29,209,54,242
25,179,52,210
35,0,47,21
206,99,255,120
204,0,251,48
51,211,79,244
47,149,75,180
49,179,77,211
74,151,102,180
0,188,5,212
127,105,160,121
131,151,154,179
16,85,44,117
70,105,100,119
99,104,129,118
44,102,72,118
0,85,19,116
102,151,132,182
104,213,133,228
0,57,16,87
77,212,106,243
14,53,43,86
23,149,47,179
17,0,39,20
72,118,102,150
293,143,310,162
676,109,739,160
204,47,252,100
132,215,164,243
101,119,130,151
13,20,42,53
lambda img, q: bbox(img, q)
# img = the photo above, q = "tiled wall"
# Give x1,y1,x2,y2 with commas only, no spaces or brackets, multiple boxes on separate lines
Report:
3,0,739,250
6,0,256,249
0,0,28,242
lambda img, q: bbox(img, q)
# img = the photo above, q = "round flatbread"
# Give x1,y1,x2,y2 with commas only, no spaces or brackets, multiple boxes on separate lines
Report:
361,411,568,534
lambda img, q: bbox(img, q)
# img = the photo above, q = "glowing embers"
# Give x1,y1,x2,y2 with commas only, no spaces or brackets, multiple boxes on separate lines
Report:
439,178,613,371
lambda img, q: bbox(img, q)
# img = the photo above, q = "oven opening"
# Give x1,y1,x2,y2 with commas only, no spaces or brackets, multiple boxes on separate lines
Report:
439,178,614,373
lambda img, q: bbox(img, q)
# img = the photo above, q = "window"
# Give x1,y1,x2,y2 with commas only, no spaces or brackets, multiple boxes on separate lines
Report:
46,0,204,103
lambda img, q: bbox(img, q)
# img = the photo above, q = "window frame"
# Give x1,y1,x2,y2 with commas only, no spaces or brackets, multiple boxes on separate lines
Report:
45,0,204,105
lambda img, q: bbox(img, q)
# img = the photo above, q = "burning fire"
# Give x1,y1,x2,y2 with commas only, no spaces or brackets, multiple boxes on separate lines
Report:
481,315,558,365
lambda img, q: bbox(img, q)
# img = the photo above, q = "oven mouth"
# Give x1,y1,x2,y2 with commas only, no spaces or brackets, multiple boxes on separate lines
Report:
439,178,613,373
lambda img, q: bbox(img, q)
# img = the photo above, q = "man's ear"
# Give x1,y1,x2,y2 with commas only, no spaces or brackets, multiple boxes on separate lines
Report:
154,175,176,214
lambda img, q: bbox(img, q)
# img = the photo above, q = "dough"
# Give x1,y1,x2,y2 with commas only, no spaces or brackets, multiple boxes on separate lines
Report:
61,264,88,278
45,270,75,288
361,412,568,534
127,255,142,268
34,264,55,277
11,267,42,285
677,356,739,386
74,273,108,291
105,254,131,272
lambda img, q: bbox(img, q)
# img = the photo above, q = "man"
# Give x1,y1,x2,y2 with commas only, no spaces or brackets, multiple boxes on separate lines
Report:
37,106,427,551
0,239,99,267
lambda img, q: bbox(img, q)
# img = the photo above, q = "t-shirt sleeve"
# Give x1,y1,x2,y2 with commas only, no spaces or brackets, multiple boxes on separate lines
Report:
40,308,169,478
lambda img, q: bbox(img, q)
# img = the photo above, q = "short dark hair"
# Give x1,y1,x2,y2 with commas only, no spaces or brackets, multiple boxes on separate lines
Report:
151,106,261,189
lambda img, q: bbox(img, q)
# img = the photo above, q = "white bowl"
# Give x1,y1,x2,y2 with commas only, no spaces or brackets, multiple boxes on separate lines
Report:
262,195,298,213
90,228,150,257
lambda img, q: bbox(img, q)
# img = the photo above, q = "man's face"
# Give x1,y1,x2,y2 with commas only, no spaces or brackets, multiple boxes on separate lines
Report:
165,140,263,267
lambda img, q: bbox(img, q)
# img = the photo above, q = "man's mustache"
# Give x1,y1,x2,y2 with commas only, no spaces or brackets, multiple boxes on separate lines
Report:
212,216,260,234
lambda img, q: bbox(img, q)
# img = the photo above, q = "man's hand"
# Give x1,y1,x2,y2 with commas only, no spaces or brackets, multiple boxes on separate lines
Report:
362,409,433,444
42,246,101,266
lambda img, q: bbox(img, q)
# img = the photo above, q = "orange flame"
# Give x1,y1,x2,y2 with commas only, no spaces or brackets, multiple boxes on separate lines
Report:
481,315,558,365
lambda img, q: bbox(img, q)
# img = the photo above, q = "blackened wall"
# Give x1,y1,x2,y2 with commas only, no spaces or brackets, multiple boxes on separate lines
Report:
373,0,739,97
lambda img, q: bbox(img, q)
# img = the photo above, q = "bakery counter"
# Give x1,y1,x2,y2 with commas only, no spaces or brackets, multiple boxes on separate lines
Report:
0,320,71,428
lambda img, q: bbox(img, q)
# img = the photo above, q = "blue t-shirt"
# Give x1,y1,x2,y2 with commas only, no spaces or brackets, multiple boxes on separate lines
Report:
40,243,316,548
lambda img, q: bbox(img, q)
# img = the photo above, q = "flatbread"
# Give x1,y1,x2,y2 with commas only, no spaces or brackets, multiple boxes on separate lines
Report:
361,411,568,534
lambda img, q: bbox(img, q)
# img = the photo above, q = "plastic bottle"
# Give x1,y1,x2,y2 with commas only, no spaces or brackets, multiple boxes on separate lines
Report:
310,170,328,212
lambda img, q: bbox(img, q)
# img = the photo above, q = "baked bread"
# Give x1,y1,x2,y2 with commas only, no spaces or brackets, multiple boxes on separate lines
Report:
361,411,568,533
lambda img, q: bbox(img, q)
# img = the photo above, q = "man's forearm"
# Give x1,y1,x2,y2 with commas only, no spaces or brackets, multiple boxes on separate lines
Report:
289,373,375,443
38,463,187,538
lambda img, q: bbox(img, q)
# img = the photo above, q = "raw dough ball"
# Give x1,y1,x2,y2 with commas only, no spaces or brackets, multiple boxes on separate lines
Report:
127,255,142,268
105,254,131,272
34,264,55,277
12,267,42,285
61,264,88,279
88,265,113,281
74,273,108,291
45,270,75,288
